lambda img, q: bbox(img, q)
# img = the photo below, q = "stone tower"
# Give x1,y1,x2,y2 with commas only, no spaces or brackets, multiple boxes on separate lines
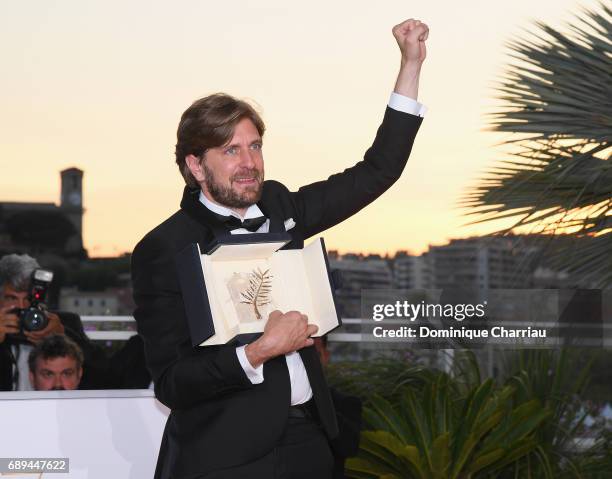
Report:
60,167,84,253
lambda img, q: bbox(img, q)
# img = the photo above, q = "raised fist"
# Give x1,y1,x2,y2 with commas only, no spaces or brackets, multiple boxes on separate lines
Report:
392,18,429,64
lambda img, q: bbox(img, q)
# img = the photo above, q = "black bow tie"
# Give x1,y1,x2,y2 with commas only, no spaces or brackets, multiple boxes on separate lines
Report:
212,212,267,232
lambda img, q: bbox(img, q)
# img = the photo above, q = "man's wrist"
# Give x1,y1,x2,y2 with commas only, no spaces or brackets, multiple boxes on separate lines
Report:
244,340,271,368
399,61,422,74
394,62,422,96
399,57,422,70
236,345,264,384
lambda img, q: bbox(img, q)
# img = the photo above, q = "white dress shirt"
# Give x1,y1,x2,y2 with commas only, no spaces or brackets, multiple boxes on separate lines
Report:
199,92,426,405
11,343,34,391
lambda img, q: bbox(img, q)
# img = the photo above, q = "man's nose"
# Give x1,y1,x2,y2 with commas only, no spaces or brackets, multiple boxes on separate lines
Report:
17,298,29,309
239,149,257,169
53,375,63,389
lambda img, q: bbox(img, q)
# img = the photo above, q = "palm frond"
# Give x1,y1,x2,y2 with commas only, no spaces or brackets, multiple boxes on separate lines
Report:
240,267,273,319
465,2,612,287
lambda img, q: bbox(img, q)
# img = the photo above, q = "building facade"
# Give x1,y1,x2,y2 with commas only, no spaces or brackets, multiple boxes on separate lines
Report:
0,167,85,256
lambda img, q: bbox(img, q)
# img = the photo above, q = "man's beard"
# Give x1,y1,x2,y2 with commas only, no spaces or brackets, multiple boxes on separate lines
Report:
203,162,264,209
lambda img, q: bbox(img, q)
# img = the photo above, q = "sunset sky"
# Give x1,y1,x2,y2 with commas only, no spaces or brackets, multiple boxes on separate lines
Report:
0,0,600,257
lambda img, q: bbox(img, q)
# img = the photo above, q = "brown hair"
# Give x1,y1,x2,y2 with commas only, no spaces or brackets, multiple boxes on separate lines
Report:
28,334,84,373
175,93,266,188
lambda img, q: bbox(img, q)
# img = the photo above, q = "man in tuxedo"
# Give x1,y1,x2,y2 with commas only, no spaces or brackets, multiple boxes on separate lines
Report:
132,18,428,479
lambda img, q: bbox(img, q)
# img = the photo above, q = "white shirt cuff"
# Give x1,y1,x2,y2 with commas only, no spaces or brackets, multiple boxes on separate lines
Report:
236,345,264,384
388,92,427,117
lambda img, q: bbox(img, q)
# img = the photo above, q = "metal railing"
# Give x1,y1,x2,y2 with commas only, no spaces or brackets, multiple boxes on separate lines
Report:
81,316,137,341
81,316,611,347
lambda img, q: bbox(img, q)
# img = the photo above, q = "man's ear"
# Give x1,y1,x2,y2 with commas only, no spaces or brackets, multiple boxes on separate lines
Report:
185,154,205,183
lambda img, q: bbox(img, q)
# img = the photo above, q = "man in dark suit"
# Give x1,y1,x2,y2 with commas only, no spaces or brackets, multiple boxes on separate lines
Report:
131,18,429,479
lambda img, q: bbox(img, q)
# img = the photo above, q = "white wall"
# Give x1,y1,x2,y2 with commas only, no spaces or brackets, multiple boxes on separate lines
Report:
0,390,169,479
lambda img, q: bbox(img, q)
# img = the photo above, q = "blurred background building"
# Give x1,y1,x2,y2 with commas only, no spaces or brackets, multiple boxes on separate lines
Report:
0,167,85,258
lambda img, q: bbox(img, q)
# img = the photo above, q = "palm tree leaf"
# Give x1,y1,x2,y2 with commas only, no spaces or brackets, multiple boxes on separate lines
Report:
429,433,451,477
399,390,433,465
478,438,542,476
366,395,413,444
465,448,506,475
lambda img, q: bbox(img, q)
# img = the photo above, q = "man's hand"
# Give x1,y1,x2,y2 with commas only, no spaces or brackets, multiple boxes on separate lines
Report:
24,312,64,345
393,18,429,65
0,306,19,343
244,310,318,368
392,18,429,99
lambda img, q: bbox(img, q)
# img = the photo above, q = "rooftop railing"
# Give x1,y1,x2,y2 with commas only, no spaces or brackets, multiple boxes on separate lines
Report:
82,316,611,347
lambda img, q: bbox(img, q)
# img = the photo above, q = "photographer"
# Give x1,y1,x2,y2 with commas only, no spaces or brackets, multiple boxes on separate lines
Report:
0,254,69,390
0,253,151,391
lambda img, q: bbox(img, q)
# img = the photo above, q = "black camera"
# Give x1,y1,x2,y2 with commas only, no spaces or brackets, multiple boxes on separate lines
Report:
11,269,54,333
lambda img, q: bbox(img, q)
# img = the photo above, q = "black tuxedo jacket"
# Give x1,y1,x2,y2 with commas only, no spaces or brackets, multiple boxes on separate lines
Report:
131,107,422,478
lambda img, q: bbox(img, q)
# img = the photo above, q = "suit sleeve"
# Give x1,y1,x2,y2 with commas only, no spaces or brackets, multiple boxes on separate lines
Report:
291,107,422,238
131,233,254,410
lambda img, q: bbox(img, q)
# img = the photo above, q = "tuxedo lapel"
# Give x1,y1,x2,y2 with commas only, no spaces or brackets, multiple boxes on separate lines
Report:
179,187,233,239
256,200,284,234
258,194,304,249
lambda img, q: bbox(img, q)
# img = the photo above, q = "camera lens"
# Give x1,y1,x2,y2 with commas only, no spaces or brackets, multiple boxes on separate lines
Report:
21,308,49,331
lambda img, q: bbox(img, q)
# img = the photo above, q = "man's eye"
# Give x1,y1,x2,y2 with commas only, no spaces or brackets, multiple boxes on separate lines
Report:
42,371,52,378
225,147,238,155
250,143,262,151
